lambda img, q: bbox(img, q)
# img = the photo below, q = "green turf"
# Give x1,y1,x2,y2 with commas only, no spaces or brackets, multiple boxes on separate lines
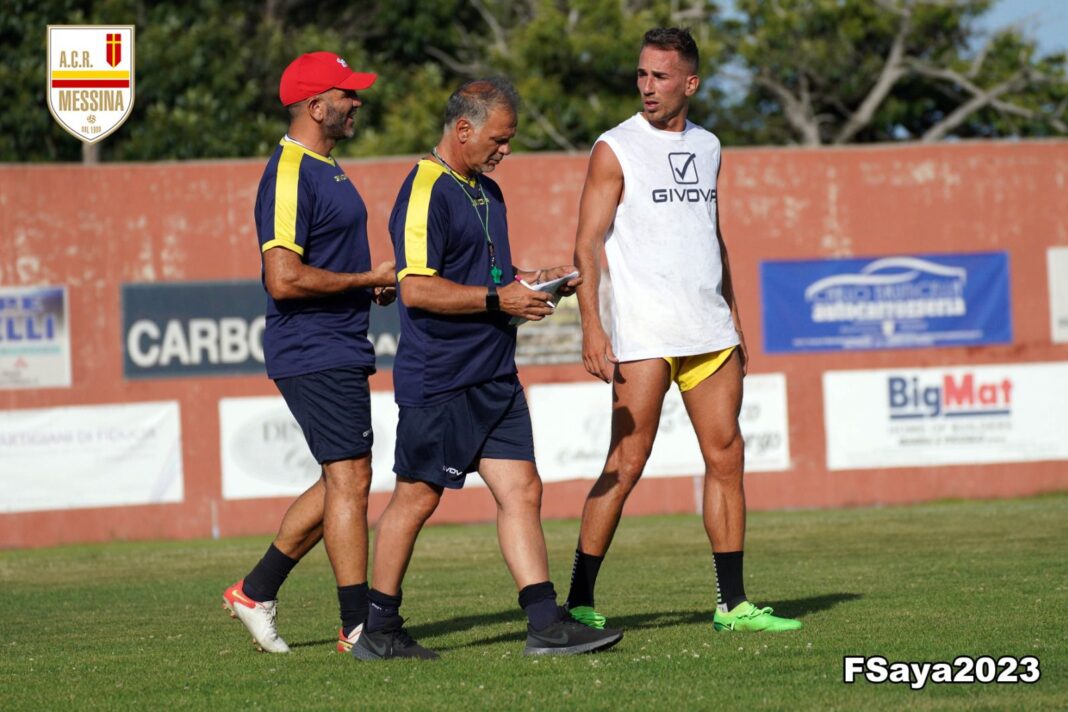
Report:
1,495,1065,710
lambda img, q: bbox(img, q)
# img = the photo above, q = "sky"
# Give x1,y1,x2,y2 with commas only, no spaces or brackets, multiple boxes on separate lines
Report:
979,0,1067,54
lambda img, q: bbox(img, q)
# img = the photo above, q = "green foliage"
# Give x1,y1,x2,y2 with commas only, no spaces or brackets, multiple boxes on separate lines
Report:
3,0,1064,161
1,497,1066,709
717,0,1066,145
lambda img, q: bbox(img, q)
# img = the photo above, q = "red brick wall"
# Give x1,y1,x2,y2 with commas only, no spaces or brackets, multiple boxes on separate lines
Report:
1,140,1065,548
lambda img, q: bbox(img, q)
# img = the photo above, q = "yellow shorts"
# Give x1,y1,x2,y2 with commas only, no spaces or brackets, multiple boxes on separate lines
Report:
663,347,737,393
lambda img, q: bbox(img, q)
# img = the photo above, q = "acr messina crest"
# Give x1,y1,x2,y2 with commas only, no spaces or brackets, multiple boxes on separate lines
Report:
47,25,135,144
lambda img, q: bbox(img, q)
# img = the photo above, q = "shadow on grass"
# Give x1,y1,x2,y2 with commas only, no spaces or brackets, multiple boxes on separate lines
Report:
289,638,338,649
413,592,861,651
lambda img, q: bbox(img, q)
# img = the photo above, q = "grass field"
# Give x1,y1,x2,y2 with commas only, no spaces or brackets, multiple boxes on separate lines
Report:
1,495,1065,710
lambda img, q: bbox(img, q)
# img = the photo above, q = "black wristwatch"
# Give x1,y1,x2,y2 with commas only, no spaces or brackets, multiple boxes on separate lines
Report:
486,284,500,312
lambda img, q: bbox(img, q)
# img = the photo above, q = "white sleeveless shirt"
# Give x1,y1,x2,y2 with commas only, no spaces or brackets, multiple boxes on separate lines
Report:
597,113,739,361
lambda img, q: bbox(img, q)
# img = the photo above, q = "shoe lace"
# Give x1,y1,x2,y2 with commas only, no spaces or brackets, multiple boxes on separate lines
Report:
387,620,417,648
261,601,279,627
740,605,774,619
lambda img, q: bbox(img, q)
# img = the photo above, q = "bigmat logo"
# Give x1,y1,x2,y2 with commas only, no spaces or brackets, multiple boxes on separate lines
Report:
888,373,1012,419
47,25,135,143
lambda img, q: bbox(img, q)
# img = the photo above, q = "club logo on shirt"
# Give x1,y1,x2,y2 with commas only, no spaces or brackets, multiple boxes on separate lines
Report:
46,25,135,144
668,152,699,184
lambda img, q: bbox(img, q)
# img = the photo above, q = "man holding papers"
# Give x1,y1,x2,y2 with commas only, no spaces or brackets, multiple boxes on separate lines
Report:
351,78,622,660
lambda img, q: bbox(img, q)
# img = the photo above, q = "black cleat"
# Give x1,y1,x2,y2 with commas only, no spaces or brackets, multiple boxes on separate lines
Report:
351,623,439,661
524,610,623,656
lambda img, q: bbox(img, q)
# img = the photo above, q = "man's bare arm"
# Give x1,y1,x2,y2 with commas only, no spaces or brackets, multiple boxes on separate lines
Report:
573,141,624,383
263,247,394,300
715,158,748,373
400,274,553,321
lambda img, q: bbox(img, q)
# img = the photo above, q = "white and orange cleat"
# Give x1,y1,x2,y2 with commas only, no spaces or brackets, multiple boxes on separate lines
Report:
222,579,290,653
336,624,363,654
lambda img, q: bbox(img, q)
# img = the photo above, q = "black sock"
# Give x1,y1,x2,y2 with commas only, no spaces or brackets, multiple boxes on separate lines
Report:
242,544,299,602
366,588,403,633
565,549,604,609
713,551,747,611
519,581,559,631
338,583,369,636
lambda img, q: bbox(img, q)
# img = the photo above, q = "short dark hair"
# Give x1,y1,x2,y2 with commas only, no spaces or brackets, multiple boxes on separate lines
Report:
641,27,699,73
443,77,520,130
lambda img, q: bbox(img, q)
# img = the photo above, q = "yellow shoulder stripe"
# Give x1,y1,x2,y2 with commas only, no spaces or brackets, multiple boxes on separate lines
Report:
399,161,445,280
271,144,305,256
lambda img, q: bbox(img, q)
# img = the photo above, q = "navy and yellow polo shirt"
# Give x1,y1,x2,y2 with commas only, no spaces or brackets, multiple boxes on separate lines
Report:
389,159,517,406
254,137,375,379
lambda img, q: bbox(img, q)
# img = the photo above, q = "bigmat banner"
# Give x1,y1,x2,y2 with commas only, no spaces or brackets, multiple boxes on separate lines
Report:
0,400,183,512
824,362,1068,470
760,252,1012,353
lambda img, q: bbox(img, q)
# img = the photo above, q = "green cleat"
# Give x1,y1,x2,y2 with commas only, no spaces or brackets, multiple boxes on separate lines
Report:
713,601,802,632
568,605,607,630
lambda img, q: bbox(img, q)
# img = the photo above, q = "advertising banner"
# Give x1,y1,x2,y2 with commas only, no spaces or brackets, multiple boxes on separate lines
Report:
824,362,1068,470
0,285,71,390
529,373,791,482
219,394,400,499
1048,247,1068,344
123,281,400,378
0,400,183,512
761,252,1012,352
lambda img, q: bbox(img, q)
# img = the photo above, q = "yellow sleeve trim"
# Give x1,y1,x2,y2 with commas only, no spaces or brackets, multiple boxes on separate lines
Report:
261,239,305,256
273,145,303,250
401,162,445,275
398,267,438,280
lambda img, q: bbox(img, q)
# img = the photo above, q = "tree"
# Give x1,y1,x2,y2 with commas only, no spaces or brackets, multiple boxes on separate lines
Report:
415,0,729,152
2,0,1063,162
715,0,1067,145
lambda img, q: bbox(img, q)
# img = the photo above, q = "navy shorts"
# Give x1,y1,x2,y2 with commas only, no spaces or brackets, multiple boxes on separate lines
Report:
274,366,374,464
394,376,535,489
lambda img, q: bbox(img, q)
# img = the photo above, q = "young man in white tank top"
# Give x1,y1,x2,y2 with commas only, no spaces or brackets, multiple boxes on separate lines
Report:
567,27,801,634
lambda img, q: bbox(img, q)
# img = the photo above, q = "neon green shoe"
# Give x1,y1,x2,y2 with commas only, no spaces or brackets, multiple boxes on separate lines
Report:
568,605,607,630
713,601,802,632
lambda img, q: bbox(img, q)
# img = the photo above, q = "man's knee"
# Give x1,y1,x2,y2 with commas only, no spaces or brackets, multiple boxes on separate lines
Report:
496,469,543,513
596,447,650,495
392,480,443,523
703,431,744,481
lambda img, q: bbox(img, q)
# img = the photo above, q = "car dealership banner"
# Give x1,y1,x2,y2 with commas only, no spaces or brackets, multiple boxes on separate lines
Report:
0,400,183,512
0,285,71,390
824,362,1068,470
761,252,1012,353
529,373,791,482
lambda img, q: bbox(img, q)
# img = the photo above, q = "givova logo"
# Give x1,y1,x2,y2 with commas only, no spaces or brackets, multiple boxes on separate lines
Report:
668,152,698,184
888,373,1012,419
649,152,717,203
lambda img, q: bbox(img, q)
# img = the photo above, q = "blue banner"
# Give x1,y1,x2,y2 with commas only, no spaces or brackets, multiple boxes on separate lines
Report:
760,252,1012,353
122,281,400,379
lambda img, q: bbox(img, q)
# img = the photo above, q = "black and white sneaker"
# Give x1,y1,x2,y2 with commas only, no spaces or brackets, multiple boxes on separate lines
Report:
351,623,439,661
523,609,623,656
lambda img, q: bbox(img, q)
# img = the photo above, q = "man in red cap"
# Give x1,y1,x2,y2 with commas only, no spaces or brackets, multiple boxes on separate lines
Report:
222,51,396,656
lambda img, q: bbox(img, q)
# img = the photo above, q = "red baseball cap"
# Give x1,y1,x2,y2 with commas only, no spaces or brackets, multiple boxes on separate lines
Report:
278,51,377,106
